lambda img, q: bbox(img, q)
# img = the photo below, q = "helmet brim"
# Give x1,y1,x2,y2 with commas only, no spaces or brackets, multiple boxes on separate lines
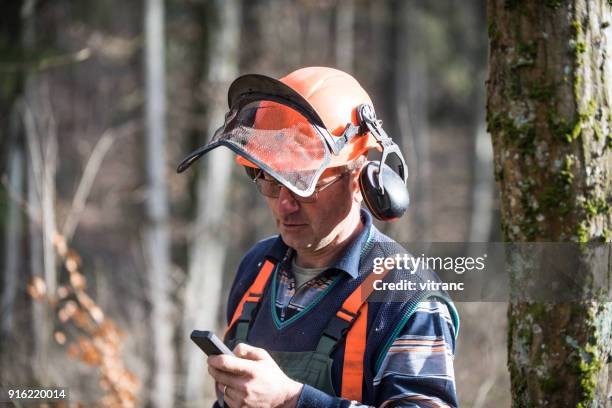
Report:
228,74,326,128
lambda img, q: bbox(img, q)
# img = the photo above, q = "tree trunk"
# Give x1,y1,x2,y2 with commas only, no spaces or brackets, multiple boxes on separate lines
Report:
402,1,431,241
487,1,612,406
144,0,175,406
182,0,241,405
469,91,494,243
21,0,57,384
1,110,24,337
335,0,354,73
0,0,25,341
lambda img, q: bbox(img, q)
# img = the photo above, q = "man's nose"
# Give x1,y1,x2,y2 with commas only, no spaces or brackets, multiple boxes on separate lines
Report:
277,186,300,215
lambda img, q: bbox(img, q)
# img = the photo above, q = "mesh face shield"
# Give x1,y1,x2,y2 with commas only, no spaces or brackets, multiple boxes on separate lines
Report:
177,94,342,197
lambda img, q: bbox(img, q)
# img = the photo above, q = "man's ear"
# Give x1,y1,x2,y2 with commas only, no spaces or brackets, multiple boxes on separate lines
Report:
349,156,368,204
351,170,363,204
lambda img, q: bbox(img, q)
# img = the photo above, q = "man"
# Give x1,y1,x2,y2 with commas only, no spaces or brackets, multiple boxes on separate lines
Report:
178,67,459,407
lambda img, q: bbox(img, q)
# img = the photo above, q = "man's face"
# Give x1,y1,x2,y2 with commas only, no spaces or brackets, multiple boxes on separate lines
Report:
263,166,362,253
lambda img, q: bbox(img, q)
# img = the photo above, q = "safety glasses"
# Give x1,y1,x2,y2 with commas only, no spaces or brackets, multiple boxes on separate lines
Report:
251,170,349,203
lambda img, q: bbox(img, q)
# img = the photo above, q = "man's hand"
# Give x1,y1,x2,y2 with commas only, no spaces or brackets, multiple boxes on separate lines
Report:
207,343,304,408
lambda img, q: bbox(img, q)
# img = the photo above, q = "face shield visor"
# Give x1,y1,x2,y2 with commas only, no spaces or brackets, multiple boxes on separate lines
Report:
177,90,362,197
219,97,330,196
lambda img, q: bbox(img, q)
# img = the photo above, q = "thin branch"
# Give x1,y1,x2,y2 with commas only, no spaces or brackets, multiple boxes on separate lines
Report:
62,130,116,242
22,101,44,205
0,48,92,73
37,80,58,294
472,373,497,408
0,164,40,225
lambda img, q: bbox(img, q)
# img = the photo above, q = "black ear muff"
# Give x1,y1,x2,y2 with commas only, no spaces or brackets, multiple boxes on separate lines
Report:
359,161,410,221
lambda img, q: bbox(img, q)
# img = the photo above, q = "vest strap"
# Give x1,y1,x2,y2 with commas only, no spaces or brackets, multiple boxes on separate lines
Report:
315,314,352,355
341,302,368,400
224,260,275,340
338,265,392,401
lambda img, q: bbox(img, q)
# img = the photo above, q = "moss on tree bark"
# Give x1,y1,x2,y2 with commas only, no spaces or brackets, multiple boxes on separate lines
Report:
487,0,612,406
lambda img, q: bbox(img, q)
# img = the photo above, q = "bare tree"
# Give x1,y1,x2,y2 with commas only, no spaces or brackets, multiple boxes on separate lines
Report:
0,0,25,339
401,1,431,241
468,96,494,243
182,0,241,404
487,1,612,406
17,0,59,383
144,0,175,406
1,109,24,337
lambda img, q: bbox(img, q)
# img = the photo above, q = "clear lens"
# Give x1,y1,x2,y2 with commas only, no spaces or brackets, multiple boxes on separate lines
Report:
253,172,348,203
254,178,317,203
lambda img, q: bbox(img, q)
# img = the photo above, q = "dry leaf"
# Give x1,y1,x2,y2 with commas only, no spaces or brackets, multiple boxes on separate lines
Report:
70,272,87,290
89,306,105,324
57,285,70,299
65,250,82,272
78,337,102,366
54,331,66,345
76,291,95,309
66,343,80,359
53,232,68,257
58,300,78,322
27,276,47,300
72,309,91,330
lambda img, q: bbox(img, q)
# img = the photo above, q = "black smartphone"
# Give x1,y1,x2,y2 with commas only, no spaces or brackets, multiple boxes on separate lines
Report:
190,330,234,356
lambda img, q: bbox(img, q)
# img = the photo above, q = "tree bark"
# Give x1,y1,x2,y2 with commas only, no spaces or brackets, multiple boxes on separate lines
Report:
144,0,175,406
487,1,612,406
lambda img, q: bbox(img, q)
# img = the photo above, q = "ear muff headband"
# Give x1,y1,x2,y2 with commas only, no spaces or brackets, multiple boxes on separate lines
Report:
357,104,408,190
356,104,410,221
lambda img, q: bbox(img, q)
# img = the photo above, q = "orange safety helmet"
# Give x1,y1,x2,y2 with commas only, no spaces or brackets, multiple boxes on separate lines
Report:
177,66,410,218
235,67,380,169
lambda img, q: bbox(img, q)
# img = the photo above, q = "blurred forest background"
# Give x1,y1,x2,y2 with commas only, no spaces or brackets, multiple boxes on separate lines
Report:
0,0,509,407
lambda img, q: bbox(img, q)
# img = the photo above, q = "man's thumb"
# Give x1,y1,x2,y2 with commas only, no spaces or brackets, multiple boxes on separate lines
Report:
233,343,268,361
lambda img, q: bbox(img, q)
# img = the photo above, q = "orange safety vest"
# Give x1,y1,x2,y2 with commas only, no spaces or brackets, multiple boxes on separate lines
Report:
224,259,391,400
